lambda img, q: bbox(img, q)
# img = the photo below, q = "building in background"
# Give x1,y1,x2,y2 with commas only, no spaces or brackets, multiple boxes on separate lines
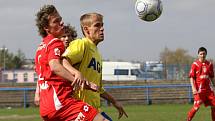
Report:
1,69,37,83
0,61,192,83
1,61,142,83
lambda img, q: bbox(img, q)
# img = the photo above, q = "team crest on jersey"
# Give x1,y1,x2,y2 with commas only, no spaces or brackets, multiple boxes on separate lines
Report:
203,66,207,73
83,105,89,112
54,48,61,56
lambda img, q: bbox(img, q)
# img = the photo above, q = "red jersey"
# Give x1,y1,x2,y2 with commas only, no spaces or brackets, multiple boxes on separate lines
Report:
35,34,65,81
35,35,98,121
35,35,68,115
189,60,214,93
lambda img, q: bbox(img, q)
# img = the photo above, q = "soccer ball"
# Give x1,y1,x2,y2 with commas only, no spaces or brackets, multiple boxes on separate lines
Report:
135,0,163,22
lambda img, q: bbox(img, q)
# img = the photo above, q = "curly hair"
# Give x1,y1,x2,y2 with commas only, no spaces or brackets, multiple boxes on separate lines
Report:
64,24,78,40
35,5,57,37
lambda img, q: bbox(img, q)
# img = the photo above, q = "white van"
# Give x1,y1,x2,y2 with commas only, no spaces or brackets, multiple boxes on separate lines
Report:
102,61,141,81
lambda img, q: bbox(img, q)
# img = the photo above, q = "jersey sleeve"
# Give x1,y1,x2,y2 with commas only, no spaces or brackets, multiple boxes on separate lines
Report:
189,63,196,78
62,39,85,65
47,40,65,61
209,63,214,78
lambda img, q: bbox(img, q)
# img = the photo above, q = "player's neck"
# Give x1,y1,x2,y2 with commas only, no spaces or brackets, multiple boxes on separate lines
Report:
199,59,206,63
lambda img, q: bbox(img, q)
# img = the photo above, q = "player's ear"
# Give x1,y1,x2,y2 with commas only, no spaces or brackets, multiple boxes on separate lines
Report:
83,26,90,35
43,26,50,34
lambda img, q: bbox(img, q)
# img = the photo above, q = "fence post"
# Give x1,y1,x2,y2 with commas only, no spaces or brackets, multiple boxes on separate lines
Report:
146,86,151,105
23,89,27,108
188,85,193,103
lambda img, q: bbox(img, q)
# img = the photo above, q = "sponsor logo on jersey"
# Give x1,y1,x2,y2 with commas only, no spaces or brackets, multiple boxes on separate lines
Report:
40,81,49,90
88,57,101,73
75,112,86,121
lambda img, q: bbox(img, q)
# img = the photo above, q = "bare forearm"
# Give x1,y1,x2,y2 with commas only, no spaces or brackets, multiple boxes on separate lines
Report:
62,58,79,76
49,59,75,82
101,91,117,104
190,78,197,94
101,91,128,119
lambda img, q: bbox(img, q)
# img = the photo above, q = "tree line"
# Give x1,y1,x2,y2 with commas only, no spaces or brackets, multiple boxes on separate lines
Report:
0,46,207,70
0,47,26,70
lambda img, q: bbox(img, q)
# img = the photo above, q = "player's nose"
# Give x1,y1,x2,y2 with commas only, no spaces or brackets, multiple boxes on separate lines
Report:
60,21,64,26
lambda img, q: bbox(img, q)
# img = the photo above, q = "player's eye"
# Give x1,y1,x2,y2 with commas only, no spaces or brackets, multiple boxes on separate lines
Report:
94,23,103,28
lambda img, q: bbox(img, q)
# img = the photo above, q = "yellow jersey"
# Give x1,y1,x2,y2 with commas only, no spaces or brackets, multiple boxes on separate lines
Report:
62,37,105,110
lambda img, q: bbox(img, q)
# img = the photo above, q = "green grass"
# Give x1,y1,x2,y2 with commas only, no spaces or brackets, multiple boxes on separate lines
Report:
0,104,212,121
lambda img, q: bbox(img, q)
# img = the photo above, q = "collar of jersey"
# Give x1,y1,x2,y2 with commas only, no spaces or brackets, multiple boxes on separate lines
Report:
83,37,97,48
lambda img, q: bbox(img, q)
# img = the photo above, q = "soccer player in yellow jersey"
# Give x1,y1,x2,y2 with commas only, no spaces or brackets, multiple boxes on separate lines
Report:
62,12,128,120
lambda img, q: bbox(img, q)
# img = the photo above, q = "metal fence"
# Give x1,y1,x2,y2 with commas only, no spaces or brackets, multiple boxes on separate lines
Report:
0,84,193,108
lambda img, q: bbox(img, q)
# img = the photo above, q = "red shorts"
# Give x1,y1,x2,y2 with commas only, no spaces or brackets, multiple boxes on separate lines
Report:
194,91,215,107
42,100,98,121
38,80,98,121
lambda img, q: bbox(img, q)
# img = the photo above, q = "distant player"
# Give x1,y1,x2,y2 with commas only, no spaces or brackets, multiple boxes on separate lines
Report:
35,4,111,121
187,47,215,121
62,12,128,120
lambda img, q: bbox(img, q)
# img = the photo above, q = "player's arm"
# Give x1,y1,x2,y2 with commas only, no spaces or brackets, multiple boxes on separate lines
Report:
62,58,82,78
209,63,215,87
62,58,85,89
48,40,83,86
34,81,40,106
189,63,197,95
62,58,98,91
190,77,197,95
100,91,128,119
49,58,78,86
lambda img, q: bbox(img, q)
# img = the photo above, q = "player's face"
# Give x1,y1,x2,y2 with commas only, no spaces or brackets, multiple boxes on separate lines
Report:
87,16,104,45
46,12,65,38
198,51,206,62
60,33,73,48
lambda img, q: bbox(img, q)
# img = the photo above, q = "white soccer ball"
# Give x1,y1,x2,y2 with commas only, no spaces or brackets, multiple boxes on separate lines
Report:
135,0,163,22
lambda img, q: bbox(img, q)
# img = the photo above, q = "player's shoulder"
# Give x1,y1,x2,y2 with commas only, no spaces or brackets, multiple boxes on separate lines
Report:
69,38,87,47
72,38,87,43
205,60,213,66
36,42,45,51
44,35,62,46
192,60,200,67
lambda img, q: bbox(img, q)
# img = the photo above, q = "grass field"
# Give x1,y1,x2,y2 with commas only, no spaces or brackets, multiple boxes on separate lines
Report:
0,104,212,121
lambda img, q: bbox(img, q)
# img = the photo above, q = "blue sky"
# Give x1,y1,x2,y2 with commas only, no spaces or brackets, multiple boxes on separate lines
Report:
0,0,214,61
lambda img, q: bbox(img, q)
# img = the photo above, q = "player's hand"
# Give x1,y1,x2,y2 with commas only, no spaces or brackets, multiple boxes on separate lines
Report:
192,90,198,95
84,81,99,92
113,101,128,119
34,93,40,106
73,73,98,92
71,72,86,91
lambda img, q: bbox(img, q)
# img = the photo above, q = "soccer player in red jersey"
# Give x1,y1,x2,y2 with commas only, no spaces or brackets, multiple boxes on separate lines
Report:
187,47,215,121
34,24,77,106
35,4,110,121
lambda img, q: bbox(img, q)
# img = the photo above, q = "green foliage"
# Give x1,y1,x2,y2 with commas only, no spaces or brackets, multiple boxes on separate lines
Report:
0,47,26,69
